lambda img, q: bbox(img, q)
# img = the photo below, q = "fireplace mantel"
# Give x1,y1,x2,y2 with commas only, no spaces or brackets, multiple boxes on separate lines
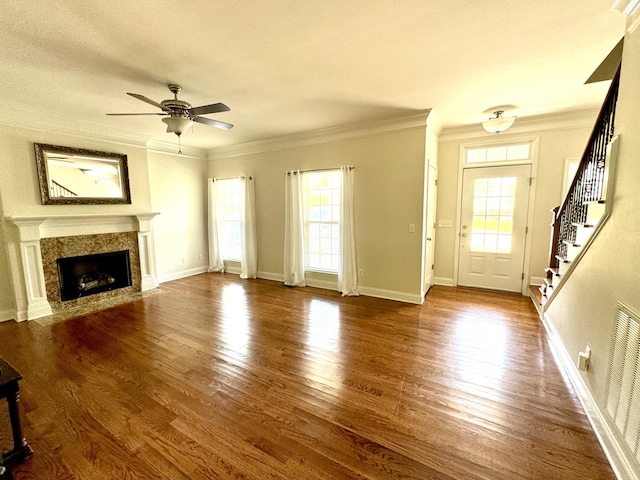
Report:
8,213,159,241
6,212,160,321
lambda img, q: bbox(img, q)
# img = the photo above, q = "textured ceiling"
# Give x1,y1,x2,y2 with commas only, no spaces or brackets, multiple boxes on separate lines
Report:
0,0,626,150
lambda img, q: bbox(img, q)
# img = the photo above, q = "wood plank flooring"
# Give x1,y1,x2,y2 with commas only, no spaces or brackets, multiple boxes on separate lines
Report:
0,274,615,479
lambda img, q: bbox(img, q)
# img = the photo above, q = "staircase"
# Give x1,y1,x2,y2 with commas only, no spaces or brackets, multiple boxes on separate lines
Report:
50,180,78,197
532,66,620,311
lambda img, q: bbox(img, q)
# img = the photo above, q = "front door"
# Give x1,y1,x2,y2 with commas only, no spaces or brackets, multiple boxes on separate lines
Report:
458,164,531,292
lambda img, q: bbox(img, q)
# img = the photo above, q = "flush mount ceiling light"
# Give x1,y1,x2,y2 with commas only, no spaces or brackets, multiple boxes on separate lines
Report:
482,110,516,135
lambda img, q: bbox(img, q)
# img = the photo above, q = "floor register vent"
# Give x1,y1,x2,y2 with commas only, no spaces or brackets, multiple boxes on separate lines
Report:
605,303,640,464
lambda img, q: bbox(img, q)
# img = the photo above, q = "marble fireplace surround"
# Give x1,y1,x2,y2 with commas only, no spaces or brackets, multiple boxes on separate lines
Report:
8,213,159,321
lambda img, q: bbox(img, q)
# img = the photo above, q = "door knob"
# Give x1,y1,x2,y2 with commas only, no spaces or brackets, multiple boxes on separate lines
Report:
461,233,467,237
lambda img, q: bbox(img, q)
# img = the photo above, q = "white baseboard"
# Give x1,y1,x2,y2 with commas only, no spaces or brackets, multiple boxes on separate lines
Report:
542,313,639,480
223,264,242,275
257,270,284,282
0,309,16,322
255,271,421,304
158,266,208,284
357,286,422,304
305,277,338,291
434,276,454,286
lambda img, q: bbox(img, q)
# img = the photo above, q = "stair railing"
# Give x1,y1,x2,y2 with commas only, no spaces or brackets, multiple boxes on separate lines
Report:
548,66,620,270
50,180,78,198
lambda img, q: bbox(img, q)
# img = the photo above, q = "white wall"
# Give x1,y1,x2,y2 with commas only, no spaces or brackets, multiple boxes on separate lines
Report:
545,24,640,479
148,150,209,282
0,125,153,321
434,124,593,286
208,125,430,302
0,189,13,319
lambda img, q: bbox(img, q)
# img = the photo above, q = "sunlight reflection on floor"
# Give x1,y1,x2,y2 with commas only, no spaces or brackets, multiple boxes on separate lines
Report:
220,283,251,360
303,299,343,390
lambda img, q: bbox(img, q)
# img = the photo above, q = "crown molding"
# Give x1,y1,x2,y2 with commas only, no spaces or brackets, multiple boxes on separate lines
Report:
438,108,600,143
207,109,433,160
0,112,208,158
0,112,152,149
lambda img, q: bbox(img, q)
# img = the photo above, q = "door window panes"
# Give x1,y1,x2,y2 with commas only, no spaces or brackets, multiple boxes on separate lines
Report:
470,177,516,253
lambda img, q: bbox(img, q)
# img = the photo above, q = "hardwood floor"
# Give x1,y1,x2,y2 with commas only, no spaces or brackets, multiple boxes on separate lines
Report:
0,274,615,479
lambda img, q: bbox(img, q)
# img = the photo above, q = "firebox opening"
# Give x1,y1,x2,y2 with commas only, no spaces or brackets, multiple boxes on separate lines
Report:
57,250,132,302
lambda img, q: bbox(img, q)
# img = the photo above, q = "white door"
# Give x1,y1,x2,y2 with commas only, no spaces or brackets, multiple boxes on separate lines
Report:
423,163,437,294
458,164,531,292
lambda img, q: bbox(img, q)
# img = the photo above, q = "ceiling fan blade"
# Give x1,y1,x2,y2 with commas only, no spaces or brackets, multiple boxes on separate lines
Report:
127,93,172,112
189,102,230,116
193,116,234,130
107,112,166,116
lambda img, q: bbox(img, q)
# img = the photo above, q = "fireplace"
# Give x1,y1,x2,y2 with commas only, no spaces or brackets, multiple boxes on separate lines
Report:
7,213,159,321
57,250,132,301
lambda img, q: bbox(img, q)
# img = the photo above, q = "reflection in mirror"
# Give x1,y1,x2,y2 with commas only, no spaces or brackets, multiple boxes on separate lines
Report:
34,143,131,205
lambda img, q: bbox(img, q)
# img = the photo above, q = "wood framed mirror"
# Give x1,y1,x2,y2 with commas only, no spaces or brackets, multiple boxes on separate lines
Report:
34,143,131,205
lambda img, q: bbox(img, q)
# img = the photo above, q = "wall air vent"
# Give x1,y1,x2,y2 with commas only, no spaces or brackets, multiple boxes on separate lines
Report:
605,303,640,464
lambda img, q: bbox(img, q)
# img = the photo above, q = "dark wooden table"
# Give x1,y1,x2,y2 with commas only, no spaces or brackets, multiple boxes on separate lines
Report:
0,358,33,467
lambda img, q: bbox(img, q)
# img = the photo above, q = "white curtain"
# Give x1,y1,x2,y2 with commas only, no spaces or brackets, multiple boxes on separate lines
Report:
283,170,306,287
338,166,359,296
240,176,257,279
207,178,225,272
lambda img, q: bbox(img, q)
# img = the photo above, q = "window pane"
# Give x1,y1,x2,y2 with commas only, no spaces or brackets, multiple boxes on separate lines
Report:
473,198,487,215
487,178,502,197
467,149,486,163
506,144,530,160
486,147,507,162
499,197,514,215
470,176,516,253
471,233,484,250
303,170,342,272
486,198,500,215
465,143,531,164
498,216,513,234
217,179,242,261
497,235,512,253
472,216,485,232
474,178,488,196
485,215,499,233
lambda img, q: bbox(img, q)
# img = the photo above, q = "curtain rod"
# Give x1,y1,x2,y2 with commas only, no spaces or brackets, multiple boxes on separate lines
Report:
286,166,354,175
210,176,253,181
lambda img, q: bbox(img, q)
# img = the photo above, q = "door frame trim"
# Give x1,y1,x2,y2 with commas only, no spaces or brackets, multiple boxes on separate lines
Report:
453,136,539,294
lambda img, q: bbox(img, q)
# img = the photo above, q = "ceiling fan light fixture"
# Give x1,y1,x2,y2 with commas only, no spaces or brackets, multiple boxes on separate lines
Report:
162,116,193,136
482,111,516,135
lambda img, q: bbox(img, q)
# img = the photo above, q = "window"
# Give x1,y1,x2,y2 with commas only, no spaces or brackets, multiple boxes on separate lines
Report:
216,179,241,261
302,170,341,273
470,176,516,254
466,143,530,164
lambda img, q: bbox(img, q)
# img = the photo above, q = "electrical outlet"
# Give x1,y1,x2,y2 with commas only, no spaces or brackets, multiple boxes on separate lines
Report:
199,253,204,260
408,223,415,233
181,257,186,264
358,269,364,276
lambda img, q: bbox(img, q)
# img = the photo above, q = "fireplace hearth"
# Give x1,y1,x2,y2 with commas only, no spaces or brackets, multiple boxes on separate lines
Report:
57,250,132,301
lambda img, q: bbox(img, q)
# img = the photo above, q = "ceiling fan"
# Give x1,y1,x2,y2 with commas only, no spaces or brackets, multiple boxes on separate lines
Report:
108,84,233,152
